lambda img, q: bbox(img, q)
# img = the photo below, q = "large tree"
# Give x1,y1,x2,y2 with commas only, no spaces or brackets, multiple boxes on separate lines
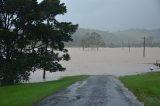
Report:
80,32,106,50
0,0,78,85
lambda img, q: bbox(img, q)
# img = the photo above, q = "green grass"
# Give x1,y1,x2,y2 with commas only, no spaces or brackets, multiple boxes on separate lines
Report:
0,75,88,106
120,72,160,106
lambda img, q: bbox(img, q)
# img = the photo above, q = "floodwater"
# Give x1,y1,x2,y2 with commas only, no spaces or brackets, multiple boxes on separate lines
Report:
29,47,160,82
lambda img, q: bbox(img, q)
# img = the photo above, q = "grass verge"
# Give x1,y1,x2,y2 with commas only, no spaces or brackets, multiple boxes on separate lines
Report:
0,75,88,106
120,72,160,106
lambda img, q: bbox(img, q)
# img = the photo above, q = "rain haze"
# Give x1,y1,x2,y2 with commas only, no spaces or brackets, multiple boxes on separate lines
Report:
1,0,160,105
33,0,160,82
57,0,160,31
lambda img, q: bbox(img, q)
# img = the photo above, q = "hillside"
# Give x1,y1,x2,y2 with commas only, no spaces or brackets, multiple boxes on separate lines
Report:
66,28,160,47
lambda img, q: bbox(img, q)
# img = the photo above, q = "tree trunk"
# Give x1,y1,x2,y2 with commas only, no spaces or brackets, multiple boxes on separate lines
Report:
43,70,46,80
143,37,146,57
43,41,48,80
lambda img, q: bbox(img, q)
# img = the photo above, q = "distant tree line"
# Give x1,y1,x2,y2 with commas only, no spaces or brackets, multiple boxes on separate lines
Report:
0,0,78,86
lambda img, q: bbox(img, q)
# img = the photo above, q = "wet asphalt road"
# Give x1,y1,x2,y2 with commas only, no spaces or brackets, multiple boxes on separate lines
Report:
36,75,143,106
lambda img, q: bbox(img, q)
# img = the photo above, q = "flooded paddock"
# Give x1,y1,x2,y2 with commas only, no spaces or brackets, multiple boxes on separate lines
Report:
29,47,160,82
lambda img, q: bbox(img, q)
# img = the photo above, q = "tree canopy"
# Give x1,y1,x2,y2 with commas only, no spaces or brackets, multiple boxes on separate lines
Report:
0,0,78,85
80,32,106,50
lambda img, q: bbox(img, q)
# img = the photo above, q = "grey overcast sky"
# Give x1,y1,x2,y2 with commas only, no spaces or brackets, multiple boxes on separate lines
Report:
40,0,160,31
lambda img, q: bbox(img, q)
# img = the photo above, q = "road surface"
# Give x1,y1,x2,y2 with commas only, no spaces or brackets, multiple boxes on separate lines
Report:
36,75,143,106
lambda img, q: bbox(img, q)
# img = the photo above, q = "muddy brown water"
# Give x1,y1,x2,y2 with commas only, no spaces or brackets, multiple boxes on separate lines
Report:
29,47,160,82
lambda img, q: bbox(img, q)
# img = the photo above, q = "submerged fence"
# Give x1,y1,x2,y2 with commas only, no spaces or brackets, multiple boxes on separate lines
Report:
155,60,160,67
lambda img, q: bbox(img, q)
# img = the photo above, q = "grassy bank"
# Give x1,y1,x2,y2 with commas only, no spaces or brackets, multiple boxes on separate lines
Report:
120,72,160,106
0,75,88,106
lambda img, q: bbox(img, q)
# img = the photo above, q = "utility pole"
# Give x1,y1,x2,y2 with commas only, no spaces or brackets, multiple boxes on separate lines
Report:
143,36,146,57
128,41,130,52
121,41,124,50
